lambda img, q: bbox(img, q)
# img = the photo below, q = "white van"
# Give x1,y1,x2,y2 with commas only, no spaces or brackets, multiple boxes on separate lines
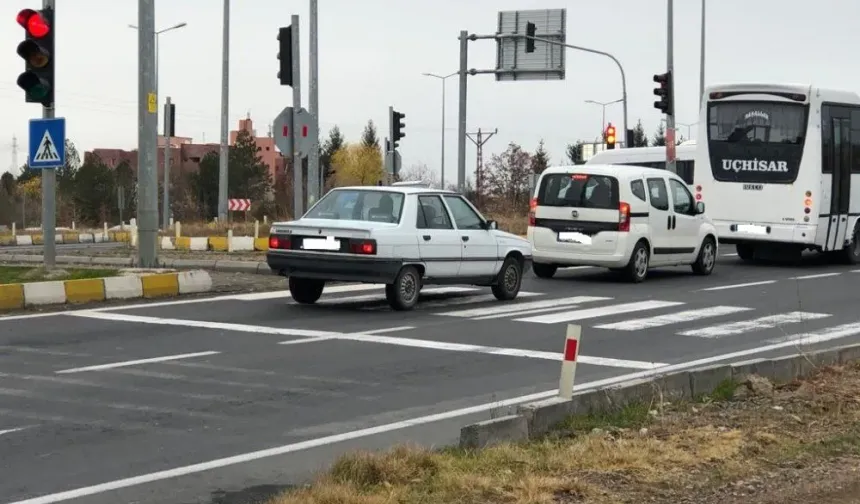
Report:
586,141,697,186
527,163,718,282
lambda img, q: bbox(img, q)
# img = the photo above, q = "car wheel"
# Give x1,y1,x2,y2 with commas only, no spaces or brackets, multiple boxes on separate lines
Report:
736,243,755,262
840,223,860,265
387,266,421,311
532,262,557,279
623,241,649,283
691,237,717,275
492,256,523,301
288,277,325,304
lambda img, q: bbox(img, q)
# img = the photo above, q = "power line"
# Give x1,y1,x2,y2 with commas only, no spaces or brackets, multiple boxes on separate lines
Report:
466,128,497,201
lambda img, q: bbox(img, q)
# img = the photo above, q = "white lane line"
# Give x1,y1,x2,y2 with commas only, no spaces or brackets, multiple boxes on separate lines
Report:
356,326,416,335
515,300,684,324
790,272,842,280
679,312,831,338
55,351,221,375
721,253,738,257
17,322,860,504
595,306,753,331
0,426,29,437
699,280,777,291
852,269,860,273
439,296,611,319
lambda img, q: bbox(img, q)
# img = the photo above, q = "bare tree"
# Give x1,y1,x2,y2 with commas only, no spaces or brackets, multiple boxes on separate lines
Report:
399,162,440,188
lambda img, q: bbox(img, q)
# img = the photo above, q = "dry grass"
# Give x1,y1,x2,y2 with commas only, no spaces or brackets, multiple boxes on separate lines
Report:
269,363,860,504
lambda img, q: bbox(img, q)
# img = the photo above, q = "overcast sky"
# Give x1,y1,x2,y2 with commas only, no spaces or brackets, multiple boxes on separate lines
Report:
2,0,858,183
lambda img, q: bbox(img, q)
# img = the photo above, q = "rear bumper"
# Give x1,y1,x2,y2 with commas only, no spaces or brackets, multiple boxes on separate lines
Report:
528,226,631,267
266,250,404,283
714,220,817,246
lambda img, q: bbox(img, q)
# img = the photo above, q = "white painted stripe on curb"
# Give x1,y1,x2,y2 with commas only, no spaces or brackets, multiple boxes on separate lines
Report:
103,276,144,300
22,281,66,306
55,351,220,374
177,270,213,294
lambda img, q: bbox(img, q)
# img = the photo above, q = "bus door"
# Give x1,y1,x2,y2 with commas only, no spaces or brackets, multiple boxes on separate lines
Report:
826,115,852,251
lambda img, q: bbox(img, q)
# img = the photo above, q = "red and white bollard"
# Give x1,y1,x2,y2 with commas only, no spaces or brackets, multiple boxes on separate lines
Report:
558,324,581,399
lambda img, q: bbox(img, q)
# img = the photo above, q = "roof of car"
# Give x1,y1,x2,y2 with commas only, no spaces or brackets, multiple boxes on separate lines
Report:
331,185,457,195
541,163,681,180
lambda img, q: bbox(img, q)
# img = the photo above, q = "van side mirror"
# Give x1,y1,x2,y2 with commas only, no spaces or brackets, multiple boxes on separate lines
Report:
695,201,705,214
486,220,498,230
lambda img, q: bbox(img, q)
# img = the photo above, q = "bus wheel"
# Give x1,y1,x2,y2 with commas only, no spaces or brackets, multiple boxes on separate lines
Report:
736,243,755,262
841,224,860,265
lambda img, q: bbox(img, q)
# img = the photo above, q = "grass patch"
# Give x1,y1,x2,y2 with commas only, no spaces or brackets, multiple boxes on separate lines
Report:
558,402,652,433
0,266,119,284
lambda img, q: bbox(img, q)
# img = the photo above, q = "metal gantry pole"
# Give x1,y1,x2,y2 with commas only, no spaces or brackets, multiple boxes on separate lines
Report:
291,14,304,217
456,31,468,193
217,0,230,221
137,0,158,267
41,0,56,269
308,0,320,203
162,96,172,230
666,0,677,174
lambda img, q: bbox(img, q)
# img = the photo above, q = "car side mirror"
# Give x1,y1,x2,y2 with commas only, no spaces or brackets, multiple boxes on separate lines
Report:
695,201,705,214
486,220,498,230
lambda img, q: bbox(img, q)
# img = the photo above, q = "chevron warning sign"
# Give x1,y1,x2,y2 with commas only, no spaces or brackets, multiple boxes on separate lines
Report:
228,199,251,211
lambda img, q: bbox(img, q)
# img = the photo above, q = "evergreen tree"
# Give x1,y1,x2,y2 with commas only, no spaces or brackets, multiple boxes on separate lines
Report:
652,122,667,146
228,129,272,203
73,155,115,225
360,120,380,151
632,120,649,147
321,125,346,182
564,141,585,164
530,139,550,174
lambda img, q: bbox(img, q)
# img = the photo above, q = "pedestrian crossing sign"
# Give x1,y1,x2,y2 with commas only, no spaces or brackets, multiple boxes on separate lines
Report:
28,117,66,169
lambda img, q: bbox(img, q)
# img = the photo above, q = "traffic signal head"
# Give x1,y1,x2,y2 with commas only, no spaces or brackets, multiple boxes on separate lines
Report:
653,71,673,116
391,108,406,148
525,22,536,53
16,7,54,107
605,123,616,149
278,25,293,86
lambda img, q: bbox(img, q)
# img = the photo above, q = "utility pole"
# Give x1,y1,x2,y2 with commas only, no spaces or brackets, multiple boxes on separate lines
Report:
699,0,706,107
137,0,158,267
456,31,468,193
217,0,230,221
291,14,303,216
466,128,496,203
11,135,19,172
162,96,172,230
665,0,677,174
308,0,321,202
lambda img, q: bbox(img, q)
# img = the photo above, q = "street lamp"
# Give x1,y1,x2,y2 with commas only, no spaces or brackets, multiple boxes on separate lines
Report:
128,21,187,131
422,71,457,189
661,119,696,140
585,98,623,140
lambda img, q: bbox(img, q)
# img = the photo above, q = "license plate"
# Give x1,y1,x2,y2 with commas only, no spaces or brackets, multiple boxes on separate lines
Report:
303,237,341,250
558,232,592,245
737,224,767,235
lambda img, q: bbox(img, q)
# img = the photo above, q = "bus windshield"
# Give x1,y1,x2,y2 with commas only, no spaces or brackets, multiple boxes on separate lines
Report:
706,101,808,184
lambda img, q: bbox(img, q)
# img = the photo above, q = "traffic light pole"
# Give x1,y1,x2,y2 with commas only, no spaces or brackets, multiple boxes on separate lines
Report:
162,96,171,230
308,0,320,204
137,0,158,267
290,14,303,217
41,0,55,269
665,0,677,174
456,31,468,193
217,0,230,222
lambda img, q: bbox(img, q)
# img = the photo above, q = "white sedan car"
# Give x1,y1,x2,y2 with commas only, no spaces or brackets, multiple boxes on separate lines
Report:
266,185,533,310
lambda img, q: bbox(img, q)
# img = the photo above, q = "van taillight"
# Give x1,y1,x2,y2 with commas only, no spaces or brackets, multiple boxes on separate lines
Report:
618,202,630,232
528,197,537,226
269,235,290,249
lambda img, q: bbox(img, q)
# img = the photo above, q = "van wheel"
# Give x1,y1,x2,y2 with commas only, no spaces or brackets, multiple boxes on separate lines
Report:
386,266,421,311
736,243,755,262
841,223,860,265
624,241,649,283
492,256,522,301
692,237,717,275
289,277,325,304
532,262,557,279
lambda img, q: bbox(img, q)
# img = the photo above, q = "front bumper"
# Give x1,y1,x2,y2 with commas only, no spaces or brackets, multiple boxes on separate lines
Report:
266,250,404,284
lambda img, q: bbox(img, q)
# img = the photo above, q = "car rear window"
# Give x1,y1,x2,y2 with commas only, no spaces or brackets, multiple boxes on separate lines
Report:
304,189,405,223
537,173,619,209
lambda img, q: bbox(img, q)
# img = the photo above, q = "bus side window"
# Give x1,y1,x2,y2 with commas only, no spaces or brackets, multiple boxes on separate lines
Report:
851,109,860,173
678,161,694,184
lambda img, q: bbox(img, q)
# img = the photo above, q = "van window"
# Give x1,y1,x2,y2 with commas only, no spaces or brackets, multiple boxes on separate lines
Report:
621,160,695,185
537,173,619,209
630,179,647,202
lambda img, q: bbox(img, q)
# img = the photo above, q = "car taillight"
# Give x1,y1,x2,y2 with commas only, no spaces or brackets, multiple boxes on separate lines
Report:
618,201,630,232
528,197,537,226
350,240,376,255
269,235,290,249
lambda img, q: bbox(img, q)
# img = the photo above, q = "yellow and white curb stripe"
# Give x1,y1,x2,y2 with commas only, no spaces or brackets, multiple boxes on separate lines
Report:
0,270,212,310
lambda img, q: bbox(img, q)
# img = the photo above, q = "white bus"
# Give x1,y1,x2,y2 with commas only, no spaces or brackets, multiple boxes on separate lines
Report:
586,141,698,186
696,82,860,263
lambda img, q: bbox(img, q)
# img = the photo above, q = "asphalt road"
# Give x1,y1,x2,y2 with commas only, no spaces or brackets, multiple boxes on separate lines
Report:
0,242,125,254
2,251,860,504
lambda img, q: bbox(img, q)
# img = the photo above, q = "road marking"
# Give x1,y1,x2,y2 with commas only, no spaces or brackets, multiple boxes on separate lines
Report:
15,325,860,504
514,300,684,324
767,321,860,344
232,283,388,301
699,280,777,291
790,272,842,280
55,351,221,374
721,253,738,257
439,296,611,319
852,269,860,273
0,426,28,437
679,311,830,338
356,326,416,335
322,287,479,306
595,306,753,331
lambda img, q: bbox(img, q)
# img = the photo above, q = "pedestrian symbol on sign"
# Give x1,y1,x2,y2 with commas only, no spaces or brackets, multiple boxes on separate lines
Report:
34,129,61,162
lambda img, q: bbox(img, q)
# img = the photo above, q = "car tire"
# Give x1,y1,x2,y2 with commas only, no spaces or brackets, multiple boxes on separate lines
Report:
840,223,860,265
288,277,325,304
623,241,649,283
736,243,755,262
691,236,717,275
386,266,421,311
492,256,523,301
532,262,557,279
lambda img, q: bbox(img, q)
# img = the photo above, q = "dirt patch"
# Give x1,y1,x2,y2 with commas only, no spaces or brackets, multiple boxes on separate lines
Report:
268,363,860,504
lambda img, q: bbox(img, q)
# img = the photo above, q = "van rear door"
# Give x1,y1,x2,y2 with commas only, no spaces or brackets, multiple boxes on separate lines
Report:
531,172,621,255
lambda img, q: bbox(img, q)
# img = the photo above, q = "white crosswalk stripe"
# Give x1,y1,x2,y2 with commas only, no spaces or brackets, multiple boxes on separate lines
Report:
594,306,753,330
513,300,685,324
439,296,610,319
678,311,831,338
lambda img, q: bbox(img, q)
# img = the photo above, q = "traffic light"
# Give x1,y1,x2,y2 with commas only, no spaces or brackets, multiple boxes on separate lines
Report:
653,71,673,115
605,123,617,150
16,7,55,107
390,107,406,149
525,22,536,53
278,25,293,86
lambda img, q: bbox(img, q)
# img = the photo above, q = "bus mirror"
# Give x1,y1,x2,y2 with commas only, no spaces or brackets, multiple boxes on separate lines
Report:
695,201,705,214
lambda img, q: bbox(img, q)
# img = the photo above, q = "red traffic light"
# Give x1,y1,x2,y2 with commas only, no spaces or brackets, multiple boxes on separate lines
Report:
17,9,50,38
605,124,616,141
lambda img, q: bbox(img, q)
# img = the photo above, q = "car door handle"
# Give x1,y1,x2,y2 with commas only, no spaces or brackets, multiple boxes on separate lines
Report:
461,236,469,242
673,216,677,229
667,216,672,230
422,235,431,241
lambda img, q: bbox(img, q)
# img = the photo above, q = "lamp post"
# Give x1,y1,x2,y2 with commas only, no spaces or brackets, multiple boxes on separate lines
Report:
128,21,187,134
422,71,457,189
585,98,623,140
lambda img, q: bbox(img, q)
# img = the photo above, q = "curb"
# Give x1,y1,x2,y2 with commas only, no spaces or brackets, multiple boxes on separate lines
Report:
0,231,127,246
458,343,860,450
0,254,274,276
0,269,213,310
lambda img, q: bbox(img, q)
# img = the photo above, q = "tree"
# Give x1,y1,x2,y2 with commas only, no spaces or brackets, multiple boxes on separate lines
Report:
321,126,345,185
484,142,533,211
531,139,550,174
360,120,380,151
73,155,115,225
632,120,649,147
190,151,220,219
1,172,16,196
399,162,439,188
228,129,272,202
114,160,136,224
565,141,585,164
331,144,384,186
652,122,667,146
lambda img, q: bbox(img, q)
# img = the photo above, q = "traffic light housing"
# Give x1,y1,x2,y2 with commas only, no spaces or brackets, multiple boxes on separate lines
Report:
390,108,406,149
278,25,293,86
16,7,54,107
605,123,616,150
653,71,673,116
525,22,536,53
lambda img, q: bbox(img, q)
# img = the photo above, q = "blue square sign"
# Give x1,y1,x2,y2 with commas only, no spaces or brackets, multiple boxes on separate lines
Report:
28,117,66,169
